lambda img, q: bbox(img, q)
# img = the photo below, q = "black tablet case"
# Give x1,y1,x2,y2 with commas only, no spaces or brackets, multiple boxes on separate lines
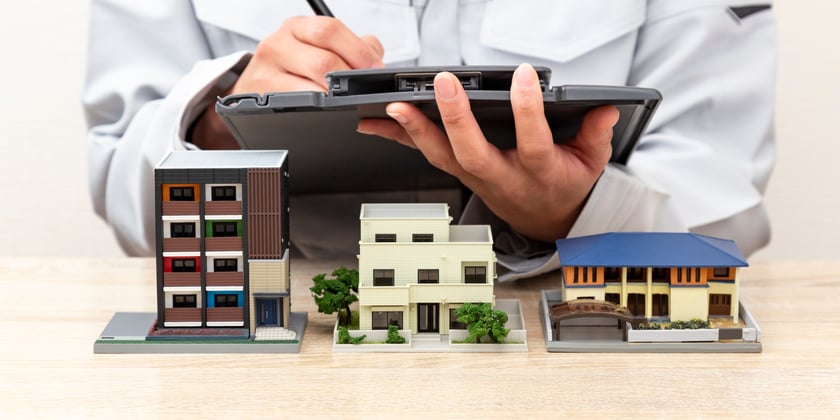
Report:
216,66,660,194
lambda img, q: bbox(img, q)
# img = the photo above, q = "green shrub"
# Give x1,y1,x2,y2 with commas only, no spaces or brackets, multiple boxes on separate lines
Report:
386,325,406,344
337,326,365,344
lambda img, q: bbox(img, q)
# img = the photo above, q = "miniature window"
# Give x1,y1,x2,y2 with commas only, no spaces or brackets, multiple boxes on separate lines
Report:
372,311,403,329
211,186,236,201
627,267,646,282
172,258,197,272
449,308,467,330
170,222,196,238
214,294,239,307
464,266,486,284
651,294,669,317
169,187,195,201
214,258,238,272
604,267,621,282
412,233,434,242
713,267,731,278
605,293,620,305
417,269,439,284
212,222,238,237
373,269,395,286
173,294,197,308
375,233,397,242
652,268,669,282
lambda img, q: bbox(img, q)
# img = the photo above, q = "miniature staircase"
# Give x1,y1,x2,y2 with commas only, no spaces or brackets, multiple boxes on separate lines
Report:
254,327,297,341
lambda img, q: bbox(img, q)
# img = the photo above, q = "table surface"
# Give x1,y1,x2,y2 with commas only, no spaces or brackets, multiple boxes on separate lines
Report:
1,257,838,417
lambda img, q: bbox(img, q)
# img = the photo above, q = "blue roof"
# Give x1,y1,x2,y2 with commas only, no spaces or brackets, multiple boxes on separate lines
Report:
555,233,748,268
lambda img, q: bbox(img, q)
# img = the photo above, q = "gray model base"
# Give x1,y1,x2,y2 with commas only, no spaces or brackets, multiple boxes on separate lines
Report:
93,312,307,354
539,290,762,353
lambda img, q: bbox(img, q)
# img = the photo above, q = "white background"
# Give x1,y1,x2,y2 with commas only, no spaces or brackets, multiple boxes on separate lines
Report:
0,1,836,260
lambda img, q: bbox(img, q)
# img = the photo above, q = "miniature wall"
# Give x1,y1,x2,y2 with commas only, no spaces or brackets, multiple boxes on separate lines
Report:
1,2,838,260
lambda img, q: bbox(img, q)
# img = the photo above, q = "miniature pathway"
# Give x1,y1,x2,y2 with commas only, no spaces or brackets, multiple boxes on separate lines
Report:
254,327,297,341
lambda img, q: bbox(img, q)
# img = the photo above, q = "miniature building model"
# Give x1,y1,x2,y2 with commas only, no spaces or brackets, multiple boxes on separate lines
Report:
356,203,496,335
555,232,747,322
155,151,290,336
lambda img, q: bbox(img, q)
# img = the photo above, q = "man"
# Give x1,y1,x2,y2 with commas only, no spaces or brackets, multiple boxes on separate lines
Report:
84,1,776,280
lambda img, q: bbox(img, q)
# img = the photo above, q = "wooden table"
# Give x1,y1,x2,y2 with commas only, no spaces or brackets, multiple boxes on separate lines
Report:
1,258,838,417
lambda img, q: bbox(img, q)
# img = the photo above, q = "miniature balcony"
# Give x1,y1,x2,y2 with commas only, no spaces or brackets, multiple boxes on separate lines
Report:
164,308,201,322
162,237,200,253
162,201,199,216
206,271,244,287
410,283,494,304
205,237,243,252
358,286,410,306
205,201,242,216
163,272,201,288
206,307,244,323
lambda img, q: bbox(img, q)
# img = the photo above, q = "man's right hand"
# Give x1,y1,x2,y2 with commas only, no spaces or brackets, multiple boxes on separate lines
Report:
191,16,384,149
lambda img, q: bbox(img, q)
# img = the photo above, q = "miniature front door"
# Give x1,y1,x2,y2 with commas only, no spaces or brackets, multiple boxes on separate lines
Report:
256,299,280,326
417,303,439,333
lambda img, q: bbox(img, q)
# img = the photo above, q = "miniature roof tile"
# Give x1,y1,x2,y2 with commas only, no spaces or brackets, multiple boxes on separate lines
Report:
555,232,748,268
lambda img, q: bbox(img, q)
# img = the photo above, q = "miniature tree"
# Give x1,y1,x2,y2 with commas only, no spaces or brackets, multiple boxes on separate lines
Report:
455,302,510,343
310,267,359,327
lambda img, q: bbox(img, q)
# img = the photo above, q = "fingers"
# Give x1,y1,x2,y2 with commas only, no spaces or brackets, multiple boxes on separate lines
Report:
510,63,556,175
286,16,383,69
383,102,466,176
433,72,505,180
356,117,418,149
361,35,385,66
570,105,620,169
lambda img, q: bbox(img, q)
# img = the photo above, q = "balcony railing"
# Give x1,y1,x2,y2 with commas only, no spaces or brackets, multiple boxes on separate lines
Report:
206,307,244,323
162,201,199,216
162,272,201,288
162,237,200,253
205,201,242,216
205,237,243,252
206,271,244,287
164,308,201,322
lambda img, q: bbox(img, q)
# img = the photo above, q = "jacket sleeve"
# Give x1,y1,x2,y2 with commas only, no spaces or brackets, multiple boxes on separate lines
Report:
495,1,777,281
83,1,250,255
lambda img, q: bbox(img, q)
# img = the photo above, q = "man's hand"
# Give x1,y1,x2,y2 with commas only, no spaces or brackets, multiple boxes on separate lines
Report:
357,63,619,242
192,16,384,149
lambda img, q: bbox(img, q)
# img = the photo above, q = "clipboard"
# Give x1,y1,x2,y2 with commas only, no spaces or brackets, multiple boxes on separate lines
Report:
216,66,660,194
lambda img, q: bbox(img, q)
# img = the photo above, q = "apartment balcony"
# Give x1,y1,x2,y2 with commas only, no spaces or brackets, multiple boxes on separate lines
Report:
162,201,199,216
163,272,201,288
411,283,494,304
205,201,242,216
164,308,201,323
206,271,244,287
205,237,243,252
162,237,200,253
206,307,244,323
358,286,410,307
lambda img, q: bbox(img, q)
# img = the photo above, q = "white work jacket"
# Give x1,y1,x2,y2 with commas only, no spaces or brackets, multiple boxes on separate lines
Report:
84,0,776,281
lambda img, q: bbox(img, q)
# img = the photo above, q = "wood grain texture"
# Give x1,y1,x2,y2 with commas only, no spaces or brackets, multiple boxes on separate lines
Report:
0,258,838,417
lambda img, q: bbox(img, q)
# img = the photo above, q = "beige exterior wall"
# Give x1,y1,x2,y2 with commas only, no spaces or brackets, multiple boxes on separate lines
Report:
247,249,290,335
248,252,289,292
359,242,495,286
361,218,452,243
670,287,709,322
563,287,606,301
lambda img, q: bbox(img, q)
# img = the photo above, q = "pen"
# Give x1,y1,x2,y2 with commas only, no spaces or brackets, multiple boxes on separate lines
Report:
307,0,334,17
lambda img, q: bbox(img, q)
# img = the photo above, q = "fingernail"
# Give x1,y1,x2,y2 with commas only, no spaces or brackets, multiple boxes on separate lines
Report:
386,111,407,124
356,127,374,135
514,63,537,88
434,73,457,99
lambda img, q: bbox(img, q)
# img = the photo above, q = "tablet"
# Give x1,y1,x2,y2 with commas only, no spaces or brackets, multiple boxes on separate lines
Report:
216,66,660,194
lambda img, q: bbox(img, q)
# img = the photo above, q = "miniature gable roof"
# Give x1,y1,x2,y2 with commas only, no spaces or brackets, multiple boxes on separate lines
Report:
555,232,748,268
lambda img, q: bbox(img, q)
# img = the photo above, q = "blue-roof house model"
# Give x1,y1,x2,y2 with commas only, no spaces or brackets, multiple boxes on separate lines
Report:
555,233,748,323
